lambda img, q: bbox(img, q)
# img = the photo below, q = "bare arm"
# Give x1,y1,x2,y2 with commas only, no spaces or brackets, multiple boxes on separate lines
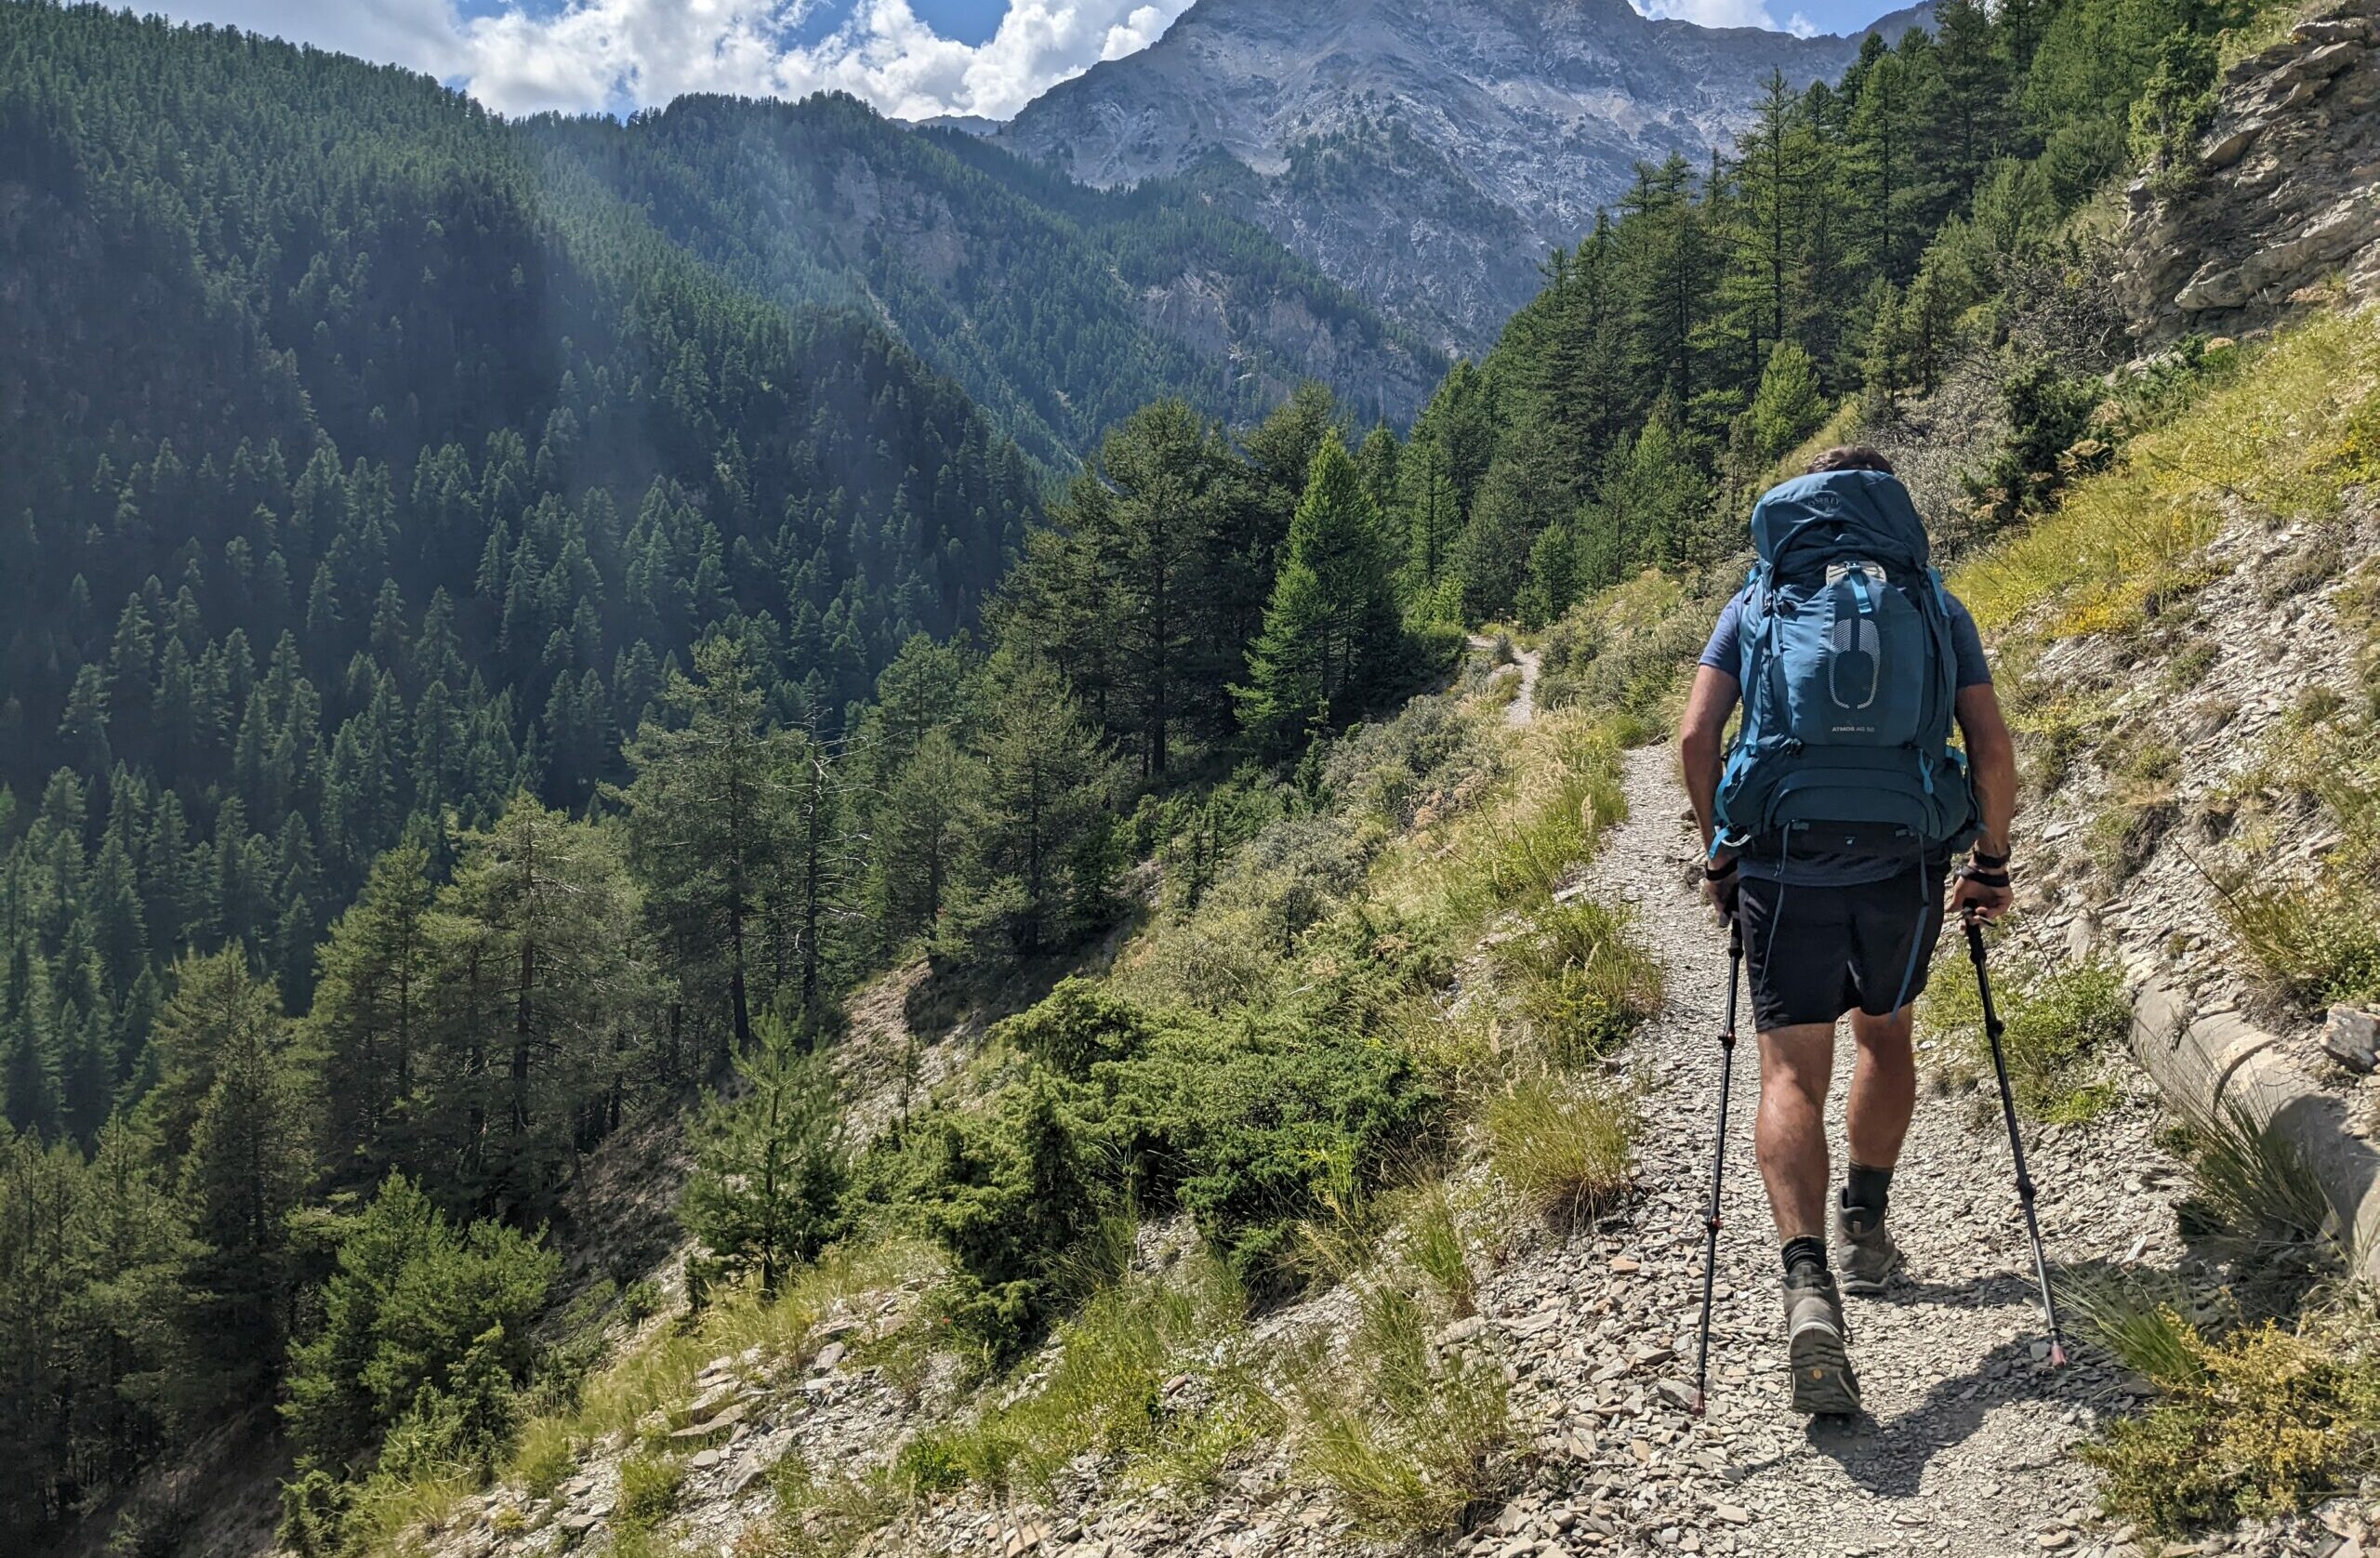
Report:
1678,664,1741,860
1951,681,2017,919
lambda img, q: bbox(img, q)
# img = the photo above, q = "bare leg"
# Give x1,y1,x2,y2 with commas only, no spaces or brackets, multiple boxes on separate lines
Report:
1844,1006,1918,1172
1755,1023,1836,1242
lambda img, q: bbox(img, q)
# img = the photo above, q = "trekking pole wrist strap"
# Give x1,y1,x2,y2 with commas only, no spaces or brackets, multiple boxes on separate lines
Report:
1958,864,2012,890
1969,847,2011,870
1704,857,1739,882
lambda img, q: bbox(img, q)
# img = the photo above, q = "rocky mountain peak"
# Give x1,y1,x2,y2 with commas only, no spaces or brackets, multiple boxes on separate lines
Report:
997,0,1930,351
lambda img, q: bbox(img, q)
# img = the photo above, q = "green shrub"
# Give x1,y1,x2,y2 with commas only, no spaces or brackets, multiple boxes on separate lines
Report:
2082,1322,2380,1534
1094,1009,1446,1308
1920,949,2130,1122
866,1078,1110,1364
996,977,1166,1079
281,1174,558,1469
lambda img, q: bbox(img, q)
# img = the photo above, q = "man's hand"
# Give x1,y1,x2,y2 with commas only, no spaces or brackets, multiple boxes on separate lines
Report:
1703,857,1740,923
1950,858,2014,923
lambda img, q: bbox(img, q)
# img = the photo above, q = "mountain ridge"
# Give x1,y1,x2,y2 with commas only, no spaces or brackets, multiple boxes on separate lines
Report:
535,91,1445,463
997,0,1936,351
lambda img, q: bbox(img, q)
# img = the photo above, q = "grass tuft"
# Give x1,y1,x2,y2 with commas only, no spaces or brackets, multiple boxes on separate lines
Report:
1289,1277,1512,1538
1919,947,2131,1122
889,1252,1271,1504
1481,1072,1639,1229
1492,898,1665,1069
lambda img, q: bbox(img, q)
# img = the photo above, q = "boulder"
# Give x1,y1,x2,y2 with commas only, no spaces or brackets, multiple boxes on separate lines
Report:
2324,1006,2380,1073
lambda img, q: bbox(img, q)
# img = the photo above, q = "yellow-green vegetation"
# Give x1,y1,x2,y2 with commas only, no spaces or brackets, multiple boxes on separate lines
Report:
2074,1103,2370,1535
615,1454,683,1531
1289,1277,1512,1538
2211,687,2380,1011
891,1252,1275,1502
1956,313,2378,638
1919,946,2131,1122
2080,1314,2380,1533
1493,898,1665,1068
1482,1072,1641,1228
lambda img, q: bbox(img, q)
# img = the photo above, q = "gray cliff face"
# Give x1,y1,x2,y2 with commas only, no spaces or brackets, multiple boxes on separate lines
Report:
2120,0,2380,344
998,0,1926,353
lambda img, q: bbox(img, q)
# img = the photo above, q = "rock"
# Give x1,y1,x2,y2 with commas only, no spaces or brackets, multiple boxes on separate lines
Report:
814,1340,848,1371
2323,1006,2379,1073
689,1447,721,1470
684,1381,737,1421
2202,119,2265,167
671,1402,746,1439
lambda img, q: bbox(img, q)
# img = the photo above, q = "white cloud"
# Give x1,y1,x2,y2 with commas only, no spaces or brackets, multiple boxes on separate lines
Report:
1627,0,1785,29
156,0,1196,120
1786,10,1821,34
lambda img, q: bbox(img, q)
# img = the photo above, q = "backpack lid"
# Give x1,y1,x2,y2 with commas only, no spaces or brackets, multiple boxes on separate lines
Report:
1750,469,1932,576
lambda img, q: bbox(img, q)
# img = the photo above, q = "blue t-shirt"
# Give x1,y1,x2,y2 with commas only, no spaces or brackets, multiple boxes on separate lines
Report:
1700,585,1992,887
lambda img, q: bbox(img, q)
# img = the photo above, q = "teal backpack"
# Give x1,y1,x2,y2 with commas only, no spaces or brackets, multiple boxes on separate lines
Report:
1712,470,1978,858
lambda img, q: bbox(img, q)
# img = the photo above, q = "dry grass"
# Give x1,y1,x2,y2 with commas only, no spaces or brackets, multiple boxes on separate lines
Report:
1955,311,2380,638
1481,1072,1640,1229
1288,1277,1513,1539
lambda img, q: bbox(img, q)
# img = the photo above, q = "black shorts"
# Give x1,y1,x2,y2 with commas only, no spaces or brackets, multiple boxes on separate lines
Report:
1737,865,1948,1031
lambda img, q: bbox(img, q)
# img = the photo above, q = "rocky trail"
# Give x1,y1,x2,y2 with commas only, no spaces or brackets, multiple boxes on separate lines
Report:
1441,746,2193,1558
1469,636,1542,728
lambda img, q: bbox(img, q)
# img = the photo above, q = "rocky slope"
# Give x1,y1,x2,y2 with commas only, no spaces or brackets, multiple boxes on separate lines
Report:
2121,0,2380,344
996,0,1929,352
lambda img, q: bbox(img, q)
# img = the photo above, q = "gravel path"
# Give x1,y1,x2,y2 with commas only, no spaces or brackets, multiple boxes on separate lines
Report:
1469,635,1543,727
1456,745,2189,1558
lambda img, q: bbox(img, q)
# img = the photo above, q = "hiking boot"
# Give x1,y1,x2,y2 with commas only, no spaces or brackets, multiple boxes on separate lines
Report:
1835,1199,1906,1297
1782,1265,1862,1416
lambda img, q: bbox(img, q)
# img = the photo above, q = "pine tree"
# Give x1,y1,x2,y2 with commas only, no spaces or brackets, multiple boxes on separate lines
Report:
422,796,648,1220
173,953,317,1395
681,1016,847,1295
309,844,436,1182
1236,432,1403,749
618,639,793,1064
872,727,966,948
944,654,1120,962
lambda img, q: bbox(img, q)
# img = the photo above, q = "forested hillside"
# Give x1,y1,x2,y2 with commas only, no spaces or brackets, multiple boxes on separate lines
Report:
532,93,1444,468
1395,0,2251,625
0,6,1461,1546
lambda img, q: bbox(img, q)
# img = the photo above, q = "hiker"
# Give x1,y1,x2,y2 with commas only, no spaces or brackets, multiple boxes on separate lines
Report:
1677,446,2016,1416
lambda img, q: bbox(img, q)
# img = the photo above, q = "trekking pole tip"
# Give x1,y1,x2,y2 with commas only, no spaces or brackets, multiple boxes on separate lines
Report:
2049,1341,2069,1368
1688,1389,1706,1418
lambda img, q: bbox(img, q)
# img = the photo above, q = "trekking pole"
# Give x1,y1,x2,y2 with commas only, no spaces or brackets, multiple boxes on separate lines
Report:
1690,918,1745,1418
1965,916,2069,1367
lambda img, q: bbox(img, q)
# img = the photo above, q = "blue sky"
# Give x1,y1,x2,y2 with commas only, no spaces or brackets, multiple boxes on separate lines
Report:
145,0,1902,120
